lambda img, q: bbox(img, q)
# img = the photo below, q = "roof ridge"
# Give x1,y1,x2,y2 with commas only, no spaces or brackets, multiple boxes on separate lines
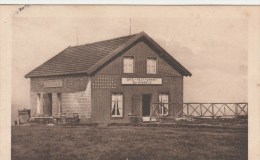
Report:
25,33,140,78
70,33,138,48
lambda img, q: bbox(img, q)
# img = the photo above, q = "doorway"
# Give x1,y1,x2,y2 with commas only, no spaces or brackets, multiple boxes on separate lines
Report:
142,94,151,116
42,93,52,116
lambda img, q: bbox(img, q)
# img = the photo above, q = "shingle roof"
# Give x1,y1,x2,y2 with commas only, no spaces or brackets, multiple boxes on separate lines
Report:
25,34,136,78
25,32,191,78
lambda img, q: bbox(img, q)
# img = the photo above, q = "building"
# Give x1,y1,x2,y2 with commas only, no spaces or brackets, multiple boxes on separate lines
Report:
25,31,192,123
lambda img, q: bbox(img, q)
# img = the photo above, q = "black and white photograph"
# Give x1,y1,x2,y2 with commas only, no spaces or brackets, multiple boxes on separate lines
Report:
0,3,259,160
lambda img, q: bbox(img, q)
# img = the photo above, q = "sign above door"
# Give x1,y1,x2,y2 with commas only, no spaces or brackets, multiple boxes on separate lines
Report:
44,80,63,88
121,78,162,85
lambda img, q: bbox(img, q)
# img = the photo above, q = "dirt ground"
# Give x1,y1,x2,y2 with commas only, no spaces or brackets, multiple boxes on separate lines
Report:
12,123,248,160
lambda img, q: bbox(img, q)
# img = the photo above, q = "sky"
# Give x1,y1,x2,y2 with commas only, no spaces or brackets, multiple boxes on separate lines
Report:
11,6,249,106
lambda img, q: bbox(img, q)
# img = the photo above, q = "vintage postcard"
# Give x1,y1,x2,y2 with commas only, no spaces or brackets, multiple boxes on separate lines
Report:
0,5,259,160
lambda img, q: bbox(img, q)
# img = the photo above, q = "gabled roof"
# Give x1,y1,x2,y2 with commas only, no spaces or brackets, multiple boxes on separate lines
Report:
25,31,191,78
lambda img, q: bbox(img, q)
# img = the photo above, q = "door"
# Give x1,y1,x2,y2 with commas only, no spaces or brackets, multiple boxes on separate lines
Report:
132,94,142,116
42,93,52,116
142,94,151,116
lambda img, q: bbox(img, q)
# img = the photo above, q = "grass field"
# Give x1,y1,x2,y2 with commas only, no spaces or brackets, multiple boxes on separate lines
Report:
12,124,247,160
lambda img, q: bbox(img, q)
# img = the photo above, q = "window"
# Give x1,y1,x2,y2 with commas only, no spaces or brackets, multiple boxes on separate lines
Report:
123,57,134,73
111,94,123,117
159,94,169,115
147,58,156,74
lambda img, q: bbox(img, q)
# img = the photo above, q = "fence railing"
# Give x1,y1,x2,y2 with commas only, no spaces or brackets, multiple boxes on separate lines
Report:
182,103,248,117
150,103,248,118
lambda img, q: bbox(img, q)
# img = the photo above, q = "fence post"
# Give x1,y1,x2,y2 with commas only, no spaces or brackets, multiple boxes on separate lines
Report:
224,105,226,116
212,104,214,118
246,103,248,115
200,104,202,117
235,104,238,117
187,104,189,117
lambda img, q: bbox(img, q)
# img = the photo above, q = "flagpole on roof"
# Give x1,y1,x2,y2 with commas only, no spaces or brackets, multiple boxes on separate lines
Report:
129,17,131,35
76,26,79,45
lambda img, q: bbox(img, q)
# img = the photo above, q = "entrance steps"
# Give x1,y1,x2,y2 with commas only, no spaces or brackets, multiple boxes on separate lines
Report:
129,116,158,123
142,117,158,123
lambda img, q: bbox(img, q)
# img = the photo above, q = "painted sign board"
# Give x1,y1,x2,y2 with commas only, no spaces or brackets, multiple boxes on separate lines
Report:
44,80,63,88
122,78,162,85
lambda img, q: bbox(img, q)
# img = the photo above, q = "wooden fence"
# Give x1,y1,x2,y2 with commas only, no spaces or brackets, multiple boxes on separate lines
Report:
181,103,248,117
151,103,248,118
